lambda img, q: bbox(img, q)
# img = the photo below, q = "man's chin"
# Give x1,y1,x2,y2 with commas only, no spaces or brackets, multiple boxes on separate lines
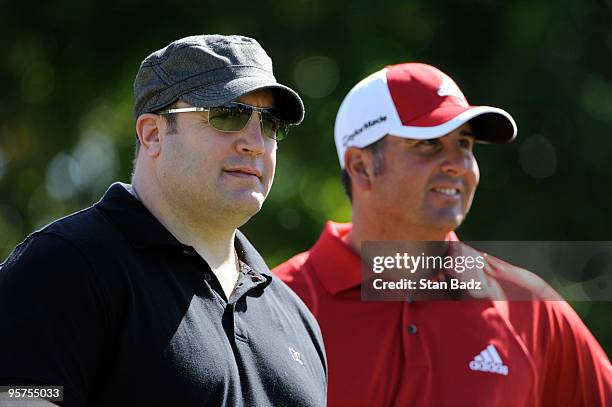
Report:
228,192,266,216
426,211,466,232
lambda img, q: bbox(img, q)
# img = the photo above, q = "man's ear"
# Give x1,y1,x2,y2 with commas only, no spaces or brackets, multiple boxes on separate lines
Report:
344,147,374,193
136,114,163,157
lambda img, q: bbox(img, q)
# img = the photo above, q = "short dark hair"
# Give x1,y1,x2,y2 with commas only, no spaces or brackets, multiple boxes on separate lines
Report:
340,136,387,202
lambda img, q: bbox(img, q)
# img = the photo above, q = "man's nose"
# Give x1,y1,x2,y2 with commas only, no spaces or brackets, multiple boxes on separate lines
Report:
440,146,472,176
236,112,266,156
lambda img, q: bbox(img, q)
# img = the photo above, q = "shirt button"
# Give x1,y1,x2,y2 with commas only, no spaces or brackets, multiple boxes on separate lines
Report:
183,249,191,256
408,324,418,334
203,273,212,282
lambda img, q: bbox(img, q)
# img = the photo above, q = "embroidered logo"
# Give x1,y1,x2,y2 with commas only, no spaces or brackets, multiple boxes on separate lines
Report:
288,347,304,365
437,75,468,107
468,344,509,376
342,115,388,147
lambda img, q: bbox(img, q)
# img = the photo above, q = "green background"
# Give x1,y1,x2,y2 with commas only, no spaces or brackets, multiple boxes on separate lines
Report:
1,0,611,355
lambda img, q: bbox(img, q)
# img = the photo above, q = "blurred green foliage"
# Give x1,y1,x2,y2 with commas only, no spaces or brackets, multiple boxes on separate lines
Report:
1,0,611,355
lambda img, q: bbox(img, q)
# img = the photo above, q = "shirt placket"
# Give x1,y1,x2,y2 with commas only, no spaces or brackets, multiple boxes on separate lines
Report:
226,264,268,342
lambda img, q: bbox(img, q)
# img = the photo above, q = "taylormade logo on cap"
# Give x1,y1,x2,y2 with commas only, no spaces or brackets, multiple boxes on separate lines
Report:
333,62,518,168
342,115,388,147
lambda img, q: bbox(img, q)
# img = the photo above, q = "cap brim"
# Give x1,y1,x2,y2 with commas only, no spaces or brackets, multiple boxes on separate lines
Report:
388,105,517,143
180,77,305,125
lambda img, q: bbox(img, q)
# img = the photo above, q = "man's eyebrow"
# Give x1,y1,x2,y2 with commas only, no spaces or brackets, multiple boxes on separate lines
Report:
459,130,476,137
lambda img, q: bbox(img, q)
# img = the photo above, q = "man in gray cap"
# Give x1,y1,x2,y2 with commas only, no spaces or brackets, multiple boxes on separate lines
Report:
0,35,327,406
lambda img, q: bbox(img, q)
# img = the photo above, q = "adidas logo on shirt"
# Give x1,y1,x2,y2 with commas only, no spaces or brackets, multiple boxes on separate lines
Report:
468,344,509,376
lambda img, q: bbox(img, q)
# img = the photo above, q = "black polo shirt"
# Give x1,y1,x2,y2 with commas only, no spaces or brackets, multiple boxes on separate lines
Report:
0,183,327,406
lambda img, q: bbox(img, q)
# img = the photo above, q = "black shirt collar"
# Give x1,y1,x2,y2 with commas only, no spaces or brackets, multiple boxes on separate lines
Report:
95,183,272,279
96,183,182,249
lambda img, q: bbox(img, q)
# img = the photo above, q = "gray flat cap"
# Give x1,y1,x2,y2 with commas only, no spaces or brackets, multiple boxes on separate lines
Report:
133,34,304,124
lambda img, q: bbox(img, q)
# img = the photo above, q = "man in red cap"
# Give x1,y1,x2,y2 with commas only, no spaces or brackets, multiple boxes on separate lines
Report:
274,63,611,406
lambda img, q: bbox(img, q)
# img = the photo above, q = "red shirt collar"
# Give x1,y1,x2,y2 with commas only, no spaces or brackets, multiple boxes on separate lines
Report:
309,221,459,295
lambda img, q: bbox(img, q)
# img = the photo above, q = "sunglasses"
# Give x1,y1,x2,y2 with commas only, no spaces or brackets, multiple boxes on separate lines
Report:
157,102,290,141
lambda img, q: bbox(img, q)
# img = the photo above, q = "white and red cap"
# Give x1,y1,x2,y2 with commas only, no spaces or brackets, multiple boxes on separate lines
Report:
334,62,517,168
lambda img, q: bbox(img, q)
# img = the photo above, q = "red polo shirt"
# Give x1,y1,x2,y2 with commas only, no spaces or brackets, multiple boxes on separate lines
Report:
273,222,612,407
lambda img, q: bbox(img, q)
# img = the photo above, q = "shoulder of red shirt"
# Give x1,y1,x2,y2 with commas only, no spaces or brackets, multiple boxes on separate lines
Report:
271,222,604,345
272,221,611,405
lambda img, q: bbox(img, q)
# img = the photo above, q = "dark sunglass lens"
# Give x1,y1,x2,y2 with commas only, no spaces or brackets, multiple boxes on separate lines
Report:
274,126,289,141
261,111,289,141
208,105,252,132
261,119,289,141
